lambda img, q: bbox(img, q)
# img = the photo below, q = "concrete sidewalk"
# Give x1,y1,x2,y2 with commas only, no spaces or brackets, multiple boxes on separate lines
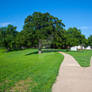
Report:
52,52,92,92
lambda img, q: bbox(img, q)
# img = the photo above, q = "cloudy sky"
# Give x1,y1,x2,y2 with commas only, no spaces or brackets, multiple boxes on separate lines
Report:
0,0,92,37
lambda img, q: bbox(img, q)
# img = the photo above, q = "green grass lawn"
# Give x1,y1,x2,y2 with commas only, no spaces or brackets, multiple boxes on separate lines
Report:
0,49,64,92
66,50,92,67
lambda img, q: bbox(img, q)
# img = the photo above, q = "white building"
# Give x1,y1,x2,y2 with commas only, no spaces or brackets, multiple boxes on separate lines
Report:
70,46,78,51
70,45,85,51
77,46,81,50
86,46,91,50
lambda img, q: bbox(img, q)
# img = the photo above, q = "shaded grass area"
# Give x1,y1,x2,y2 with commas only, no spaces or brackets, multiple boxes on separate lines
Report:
25,49,61,55
0,48,64,92
66,50,92,67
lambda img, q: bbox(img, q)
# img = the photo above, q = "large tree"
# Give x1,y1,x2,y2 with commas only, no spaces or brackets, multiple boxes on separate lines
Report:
23,12,65,53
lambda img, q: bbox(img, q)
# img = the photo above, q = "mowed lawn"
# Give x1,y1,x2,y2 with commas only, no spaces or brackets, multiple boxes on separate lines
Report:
67,50,92,67
0,49,64,92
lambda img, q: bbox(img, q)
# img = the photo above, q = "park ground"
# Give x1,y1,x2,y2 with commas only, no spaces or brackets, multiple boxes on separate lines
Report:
0,48,92,92
0,49,64,92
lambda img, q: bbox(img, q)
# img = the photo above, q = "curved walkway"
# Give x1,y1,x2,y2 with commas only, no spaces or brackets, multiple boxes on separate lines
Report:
52,52,92,92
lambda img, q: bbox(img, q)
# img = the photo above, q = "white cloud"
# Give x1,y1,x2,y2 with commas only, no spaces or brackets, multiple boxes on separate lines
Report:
0,22,11,27
79,26,92,31
79,26,89,30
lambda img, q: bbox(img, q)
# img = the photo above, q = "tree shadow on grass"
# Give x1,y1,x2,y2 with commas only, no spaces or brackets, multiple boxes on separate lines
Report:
25,49,67,56
25,51,38,55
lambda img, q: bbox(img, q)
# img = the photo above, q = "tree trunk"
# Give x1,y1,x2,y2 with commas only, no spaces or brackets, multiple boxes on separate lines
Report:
38,49,42,54
38,39,42,54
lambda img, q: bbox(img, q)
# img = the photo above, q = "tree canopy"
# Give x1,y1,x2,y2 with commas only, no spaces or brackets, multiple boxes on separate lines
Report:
64,27,87,48
0,12,90,53
0,25,17,51
88,35,92,47
21,12,65,53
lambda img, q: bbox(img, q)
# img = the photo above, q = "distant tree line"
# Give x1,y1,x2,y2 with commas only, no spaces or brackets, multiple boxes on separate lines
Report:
0,12,92,53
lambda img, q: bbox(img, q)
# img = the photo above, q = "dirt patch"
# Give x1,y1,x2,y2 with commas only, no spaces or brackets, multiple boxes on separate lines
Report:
7,77,37,92
0,77,37,92
9,78,31,92
0,79,11,92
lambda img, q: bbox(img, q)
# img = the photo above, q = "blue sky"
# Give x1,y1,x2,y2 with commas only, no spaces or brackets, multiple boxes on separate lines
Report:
0,0,92,38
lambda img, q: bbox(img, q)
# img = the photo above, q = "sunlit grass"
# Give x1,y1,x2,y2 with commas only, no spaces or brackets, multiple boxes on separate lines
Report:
67,50,92,67
0,48,64,92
